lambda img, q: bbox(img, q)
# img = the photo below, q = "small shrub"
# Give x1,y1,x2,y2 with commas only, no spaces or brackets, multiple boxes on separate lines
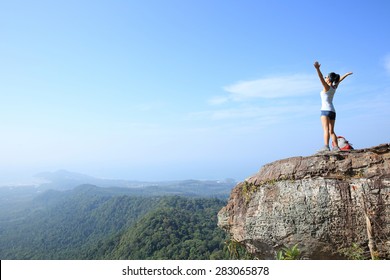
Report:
276,244,301,260
225,239,254,260
339,243,365,260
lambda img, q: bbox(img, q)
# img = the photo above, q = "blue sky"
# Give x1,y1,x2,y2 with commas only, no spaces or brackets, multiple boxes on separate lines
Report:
1,0,389,184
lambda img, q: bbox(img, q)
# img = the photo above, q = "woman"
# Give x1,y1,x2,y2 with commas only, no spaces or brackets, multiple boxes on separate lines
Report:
314,61,352,152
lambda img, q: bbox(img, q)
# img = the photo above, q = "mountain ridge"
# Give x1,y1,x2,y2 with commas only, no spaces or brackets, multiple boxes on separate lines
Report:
33,169,236,194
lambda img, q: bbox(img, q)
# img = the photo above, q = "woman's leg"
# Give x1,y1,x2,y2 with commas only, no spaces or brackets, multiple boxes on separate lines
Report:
321,116,330,146
329,119,338,148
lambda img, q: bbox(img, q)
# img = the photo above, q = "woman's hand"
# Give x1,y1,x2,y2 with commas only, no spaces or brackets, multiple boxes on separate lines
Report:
314,61,321,69
338,72,353,83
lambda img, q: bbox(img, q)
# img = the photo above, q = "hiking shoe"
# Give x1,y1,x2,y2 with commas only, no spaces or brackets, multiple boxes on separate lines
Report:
332,146,340,151
317,145,330,153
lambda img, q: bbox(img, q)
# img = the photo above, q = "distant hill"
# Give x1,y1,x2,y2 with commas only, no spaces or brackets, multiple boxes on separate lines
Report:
34,170,143,190
33,170,235,198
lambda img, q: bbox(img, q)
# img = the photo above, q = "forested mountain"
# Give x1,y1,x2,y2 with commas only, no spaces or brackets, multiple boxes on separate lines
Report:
0,183,231,260
84,196,227,260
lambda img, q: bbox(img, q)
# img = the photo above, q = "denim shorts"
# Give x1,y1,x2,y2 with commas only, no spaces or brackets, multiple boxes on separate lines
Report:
321,110,336,120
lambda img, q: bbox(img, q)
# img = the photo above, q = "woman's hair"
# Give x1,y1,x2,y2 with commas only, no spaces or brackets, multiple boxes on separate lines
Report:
328,72,340,84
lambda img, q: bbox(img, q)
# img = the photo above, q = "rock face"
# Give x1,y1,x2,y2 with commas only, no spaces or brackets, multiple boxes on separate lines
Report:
218,144,390,259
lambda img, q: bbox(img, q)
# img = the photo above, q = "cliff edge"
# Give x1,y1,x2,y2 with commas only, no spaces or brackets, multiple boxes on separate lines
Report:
218,144,390,259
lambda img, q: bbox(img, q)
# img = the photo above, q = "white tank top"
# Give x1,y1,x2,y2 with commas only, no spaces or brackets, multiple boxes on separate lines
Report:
320,86,336,112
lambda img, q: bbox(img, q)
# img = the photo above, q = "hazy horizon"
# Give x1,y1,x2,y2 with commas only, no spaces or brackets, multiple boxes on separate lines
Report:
0,167,241,187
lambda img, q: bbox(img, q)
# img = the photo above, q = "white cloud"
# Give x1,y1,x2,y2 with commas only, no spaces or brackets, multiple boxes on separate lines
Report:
189,103,317,123
198,73,321,130
208,96,230,105
223,74,318,100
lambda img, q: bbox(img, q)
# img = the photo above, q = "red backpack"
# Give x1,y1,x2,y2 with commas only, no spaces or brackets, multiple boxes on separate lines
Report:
337,136,354,150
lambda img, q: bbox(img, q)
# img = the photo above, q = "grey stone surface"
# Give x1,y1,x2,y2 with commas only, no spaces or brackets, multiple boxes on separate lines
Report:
218,144,390,259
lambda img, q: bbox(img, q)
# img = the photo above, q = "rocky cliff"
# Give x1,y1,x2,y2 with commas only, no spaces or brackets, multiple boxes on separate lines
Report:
218,144,390,259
